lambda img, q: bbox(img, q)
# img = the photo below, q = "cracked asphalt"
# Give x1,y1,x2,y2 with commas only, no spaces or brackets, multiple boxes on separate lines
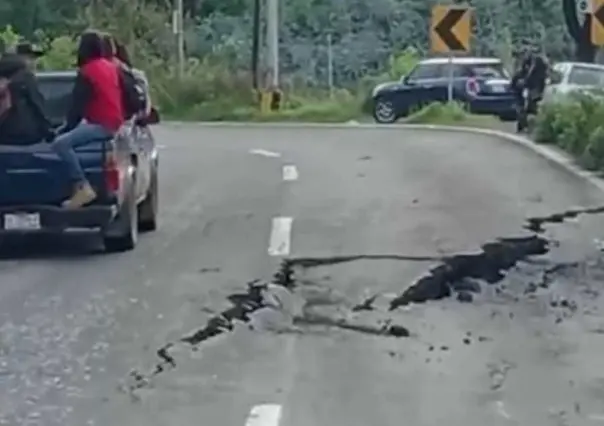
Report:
3,124,604,425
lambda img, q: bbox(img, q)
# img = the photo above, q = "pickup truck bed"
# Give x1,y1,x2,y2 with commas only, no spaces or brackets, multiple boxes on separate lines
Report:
0,70,160,253
0,138,117,233
0,139,111,206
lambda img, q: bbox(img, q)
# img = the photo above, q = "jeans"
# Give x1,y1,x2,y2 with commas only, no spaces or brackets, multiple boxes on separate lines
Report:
51,122,112,183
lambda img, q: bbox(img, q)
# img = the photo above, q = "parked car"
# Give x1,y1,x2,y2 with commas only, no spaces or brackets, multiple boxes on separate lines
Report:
371,56,516,123
0,70,160,252
543,61,604,102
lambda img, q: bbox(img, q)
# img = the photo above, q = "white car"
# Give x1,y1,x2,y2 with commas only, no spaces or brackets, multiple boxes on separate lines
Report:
544,61,604,101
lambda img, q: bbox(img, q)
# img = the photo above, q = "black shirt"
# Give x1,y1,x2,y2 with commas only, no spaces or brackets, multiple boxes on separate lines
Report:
0,54,53,145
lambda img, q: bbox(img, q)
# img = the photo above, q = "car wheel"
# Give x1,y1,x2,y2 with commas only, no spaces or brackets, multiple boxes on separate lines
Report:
373,98,397,124
103,177,138,252
137,162,158,232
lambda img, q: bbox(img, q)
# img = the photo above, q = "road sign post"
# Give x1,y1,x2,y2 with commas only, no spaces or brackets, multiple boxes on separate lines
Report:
430,5,471,103
591,0,604,45
445,53,454,102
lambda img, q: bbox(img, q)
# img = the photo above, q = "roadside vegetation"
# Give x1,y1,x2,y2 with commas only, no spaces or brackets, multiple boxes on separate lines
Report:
1,23,503,125
534,91,604,172
16,26,425,122
0,0,569,125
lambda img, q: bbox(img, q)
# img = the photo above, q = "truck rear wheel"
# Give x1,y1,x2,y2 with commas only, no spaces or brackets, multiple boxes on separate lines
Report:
103,178,138,252
137,164,158,232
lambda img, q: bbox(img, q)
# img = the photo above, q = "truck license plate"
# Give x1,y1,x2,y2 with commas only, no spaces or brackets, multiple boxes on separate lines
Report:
3,213,41,230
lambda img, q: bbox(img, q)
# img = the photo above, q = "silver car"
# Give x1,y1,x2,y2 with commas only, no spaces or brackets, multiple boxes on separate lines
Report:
543,61,604,101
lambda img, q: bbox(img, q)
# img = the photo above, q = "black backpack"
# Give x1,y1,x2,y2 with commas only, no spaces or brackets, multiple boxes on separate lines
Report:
119,66,145,119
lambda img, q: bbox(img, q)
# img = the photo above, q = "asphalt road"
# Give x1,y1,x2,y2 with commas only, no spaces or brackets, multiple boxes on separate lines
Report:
3,124,604,425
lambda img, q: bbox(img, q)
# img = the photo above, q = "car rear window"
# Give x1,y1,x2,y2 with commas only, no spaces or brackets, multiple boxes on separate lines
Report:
36,77,75,125
469,63,509,79
408,63,444,80
568,65,604,86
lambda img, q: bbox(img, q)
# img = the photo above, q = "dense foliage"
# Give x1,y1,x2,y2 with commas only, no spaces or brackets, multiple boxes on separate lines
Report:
534,92,604,171
0,0,577,86
0,0,583,122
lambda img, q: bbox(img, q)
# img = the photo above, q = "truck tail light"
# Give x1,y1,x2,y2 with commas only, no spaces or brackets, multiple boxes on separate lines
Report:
104,151,120,193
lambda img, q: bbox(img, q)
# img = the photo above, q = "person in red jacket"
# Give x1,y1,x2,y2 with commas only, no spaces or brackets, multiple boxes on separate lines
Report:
52,30,124,209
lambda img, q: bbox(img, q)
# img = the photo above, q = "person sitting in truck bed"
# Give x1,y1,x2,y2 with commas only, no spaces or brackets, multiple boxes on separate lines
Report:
0,42,54,146
114,40,153,118
101,34,150,120
51,30,125,209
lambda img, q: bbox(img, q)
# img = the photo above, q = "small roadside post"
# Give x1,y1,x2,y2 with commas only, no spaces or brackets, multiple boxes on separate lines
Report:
430,4,472,103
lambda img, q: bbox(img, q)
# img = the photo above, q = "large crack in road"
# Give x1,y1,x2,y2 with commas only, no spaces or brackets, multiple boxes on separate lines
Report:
121,204,604,396
388,235,549,309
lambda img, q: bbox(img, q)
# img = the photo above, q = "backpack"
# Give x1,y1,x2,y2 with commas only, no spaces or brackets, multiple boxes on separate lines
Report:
119,67,146,119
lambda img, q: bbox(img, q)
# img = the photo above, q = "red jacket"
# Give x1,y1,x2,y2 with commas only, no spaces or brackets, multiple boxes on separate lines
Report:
79,58,124,132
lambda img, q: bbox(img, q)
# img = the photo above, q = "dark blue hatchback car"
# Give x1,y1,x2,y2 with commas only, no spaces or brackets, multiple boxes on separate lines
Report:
371,57,517,123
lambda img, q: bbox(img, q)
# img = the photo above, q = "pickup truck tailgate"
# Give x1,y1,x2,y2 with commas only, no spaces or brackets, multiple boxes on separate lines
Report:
0,140,108,206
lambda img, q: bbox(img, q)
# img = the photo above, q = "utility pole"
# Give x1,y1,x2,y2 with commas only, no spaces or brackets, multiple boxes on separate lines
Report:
174,0,185,78
266,0,279,89
327,33,333,96
251,0,261,89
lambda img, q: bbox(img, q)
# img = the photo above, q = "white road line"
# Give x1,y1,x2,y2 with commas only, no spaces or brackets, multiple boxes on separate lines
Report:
495,401,511,420
245,404,282,426
282,165,298,181
268,217,293,256
250,149,281,158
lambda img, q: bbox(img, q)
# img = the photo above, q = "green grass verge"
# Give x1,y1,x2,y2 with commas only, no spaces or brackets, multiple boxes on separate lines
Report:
164,98,504,129
403,102,503,128
164,96,363,123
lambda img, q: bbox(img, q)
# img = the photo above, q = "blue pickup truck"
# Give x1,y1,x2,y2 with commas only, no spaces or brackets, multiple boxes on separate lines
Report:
0,70,160,252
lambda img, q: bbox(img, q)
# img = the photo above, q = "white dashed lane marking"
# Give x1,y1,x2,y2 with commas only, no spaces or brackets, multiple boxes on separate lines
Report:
245,404,282,426
268,217,293,256
282,165,298,181
250,148,281,158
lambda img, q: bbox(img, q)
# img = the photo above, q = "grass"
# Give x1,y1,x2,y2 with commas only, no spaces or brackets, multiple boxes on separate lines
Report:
164,98,507,129
164,97,364,123
402,102,503,128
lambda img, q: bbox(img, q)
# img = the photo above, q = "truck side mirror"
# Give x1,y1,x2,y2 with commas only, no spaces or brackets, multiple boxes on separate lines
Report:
136,107,160,126
147,107,160,124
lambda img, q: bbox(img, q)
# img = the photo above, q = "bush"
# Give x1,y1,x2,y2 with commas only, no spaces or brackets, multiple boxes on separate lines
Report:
534,91,604,171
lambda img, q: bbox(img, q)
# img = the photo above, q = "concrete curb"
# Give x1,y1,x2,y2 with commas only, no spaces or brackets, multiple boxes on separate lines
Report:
162,120,604,195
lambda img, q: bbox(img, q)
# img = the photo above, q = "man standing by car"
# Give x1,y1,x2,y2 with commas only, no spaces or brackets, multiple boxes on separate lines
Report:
511,46,549,132
525,46,549,113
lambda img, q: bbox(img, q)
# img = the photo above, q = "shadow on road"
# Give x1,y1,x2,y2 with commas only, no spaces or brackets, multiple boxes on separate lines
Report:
0,232,105,259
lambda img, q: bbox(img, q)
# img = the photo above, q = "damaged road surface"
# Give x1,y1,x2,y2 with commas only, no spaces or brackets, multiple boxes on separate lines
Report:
4,126,604,426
